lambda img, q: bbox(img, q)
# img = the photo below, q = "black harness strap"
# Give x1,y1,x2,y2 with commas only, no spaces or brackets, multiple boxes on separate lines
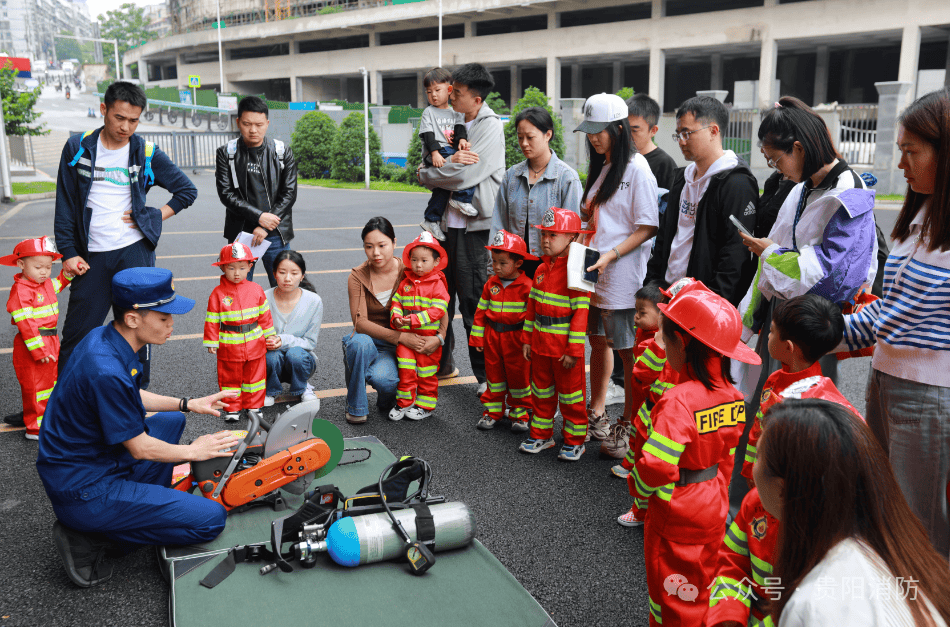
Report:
412,503,436,548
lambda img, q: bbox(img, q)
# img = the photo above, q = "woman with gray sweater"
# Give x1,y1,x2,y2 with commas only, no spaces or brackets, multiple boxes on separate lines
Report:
264,250,323,406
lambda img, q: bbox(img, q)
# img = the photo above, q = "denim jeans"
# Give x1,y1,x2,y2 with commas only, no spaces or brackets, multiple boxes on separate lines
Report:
341,333,398,417
866,368,950,556
265,346,316,397
424,147,476,223
247,234,289,287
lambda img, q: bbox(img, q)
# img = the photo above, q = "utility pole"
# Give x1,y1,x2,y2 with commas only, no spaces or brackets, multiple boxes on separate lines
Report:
216,0,224,92
359,67,369,190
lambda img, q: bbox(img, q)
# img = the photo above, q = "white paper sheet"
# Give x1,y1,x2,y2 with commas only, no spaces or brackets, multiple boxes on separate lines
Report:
235,231,272,260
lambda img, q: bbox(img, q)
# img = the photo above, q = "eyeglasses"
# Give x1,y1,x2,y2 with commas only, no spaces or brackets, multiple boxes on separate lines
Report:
672,126,712,143
765,151,788,169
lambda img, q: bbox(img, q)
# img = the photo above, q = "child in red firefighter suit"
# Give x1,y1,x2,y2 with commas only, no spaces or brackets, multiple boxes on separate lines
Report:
470,229,537,432
3,237,73,440
519,207,592,462
204,242,276,421
741,294,859,482
630,280,761,627
707,487,780,627
389,232,449,421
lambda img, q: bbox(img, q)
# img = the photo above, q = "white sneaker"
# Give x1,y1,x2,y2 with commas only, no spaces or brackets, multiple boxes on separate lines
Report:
448,198,478,217
476,415,495,430
24,432,39,441
405,406,432,421
264,396,275,407
476,382,488,395
224,412,241,422
301,385,317,403
388,406,407,421
604,381,625,406
419,220,446,241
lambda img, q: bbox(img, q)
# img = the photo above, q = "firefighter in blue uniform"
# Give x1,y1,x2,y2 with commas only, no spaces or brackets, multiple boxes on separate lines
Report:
37,267,241,588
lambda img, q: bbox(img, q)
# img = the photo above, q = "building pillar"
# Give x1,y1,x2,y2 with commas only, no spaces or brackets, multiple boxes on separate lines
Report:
873,81,912,194
546,55,561,109
813,45,829,106
547,9,558,29
612,60,623,93
649,48,665,109
370,69,382,105
652,0,665,19
757,33,778,110
763,0,777,6
417,71,426,108
570,64,581,98
510,64,521,107
898,25,921,103
710,53,723,91
464,20,474,38
340,77,348,101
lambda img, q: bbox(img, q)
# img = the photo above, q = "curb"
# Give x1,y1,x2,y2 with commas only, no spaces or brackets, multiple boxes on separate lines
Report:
9,192,56,201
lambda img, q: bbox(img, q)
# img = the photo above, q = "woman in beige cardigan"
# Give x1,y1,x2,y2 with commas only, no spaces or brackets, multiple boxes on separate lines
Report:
343,217,447,424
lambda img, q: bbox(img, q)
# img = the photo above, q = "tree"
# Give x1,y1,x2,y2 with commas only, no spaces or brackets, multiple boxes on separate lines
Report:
55,29,96,65
503,86,565,170
484,91,510,116
330,113,383,182
98,3,156,78
0,63,47,137
403,129,422,184
291,111,337,179
616,87,634,101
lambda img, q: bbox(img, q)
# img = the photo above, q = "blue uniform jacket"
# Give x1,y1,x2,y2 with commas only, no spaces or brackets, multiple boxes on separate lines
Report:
54,128,198,261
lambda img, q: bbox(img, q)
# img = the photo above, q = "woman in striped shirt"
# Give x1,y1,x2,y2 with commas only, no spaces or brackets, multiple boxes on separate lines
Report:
841,88,950,556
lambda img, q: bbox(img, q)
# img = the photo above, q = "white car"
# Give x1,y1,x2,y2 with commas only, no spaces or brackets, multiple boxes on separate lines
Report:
24,78,39,89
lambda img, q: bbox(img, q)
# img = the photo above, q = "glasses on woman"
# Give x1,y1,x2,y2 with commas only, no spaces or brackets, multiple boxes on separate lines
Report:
764,150,788,169
672,126,711,143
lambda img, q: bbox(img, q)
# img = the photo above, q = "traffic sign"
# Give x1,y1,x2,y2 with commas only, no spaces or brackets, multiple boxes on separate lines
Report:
188,75,201,88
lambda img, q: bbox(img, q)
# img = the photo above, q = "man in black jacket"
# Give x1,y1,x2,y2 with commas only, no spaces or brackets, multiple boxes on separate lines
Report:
645,96,759,306
215,96,297,287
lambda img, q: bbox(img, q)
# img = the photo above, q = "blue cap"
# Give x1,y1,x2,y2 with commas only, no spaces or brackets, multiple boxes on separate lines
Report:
112,267,195,314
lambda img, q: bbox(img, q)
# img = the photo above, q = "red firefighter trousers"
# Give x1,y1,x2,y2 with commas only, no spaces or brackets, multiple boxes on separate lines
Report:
13,334,57,435
481,326,532,422
217,356,266,411
528,353,588,445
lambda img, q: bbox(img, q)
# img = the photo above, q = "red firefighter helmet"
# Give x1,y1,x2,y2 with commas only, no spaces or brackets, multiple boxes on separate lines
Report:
0,236,63,266
533,207,593,234
485,229,539,260
402,231,448,274
657,280,761,365
213,242,258,267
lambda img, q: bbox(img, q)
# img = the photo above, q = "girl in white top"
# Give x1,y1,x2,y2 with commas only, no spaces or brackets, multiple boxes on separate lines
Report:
840,88,950,556
753,399,950,627
573,93,659,442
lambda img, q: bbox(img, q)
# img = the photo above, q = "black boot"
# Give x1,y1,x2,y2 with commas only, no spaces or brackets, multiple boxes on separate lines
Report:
52,521,114,588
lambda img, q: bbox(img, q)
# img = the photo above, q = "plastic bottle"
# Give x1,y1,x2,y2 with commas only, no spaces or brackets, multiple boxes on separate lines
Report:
325,502,476,567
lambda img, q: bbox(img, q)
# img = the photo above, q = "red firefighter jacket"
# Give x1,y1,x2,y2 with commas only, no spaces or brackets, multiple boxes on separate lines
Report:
469,272,532,347
6,270,72,360
390,269,449,338
708,488,780,626
633,357,746,544
521,255,589,359
742,361,858,479
203,277,275,361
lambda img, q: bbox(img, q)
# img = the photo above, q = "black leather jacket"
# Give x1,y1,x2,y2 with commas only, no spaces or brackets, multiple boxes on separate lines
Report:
215,136,297,244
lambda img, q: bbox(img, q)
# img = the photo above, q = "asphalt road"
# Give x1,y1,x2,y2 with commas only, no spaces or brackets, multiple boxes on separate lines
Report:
0,169,900,627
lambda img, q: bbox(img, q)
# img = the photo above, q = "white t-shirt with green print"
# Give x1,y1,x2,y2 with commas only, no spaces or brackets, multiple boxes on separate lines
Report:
87,137,144,252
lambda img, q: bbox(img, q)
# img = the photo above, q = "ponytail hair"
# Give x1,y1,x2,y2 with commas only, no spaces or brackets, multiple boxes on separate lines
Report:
271,250,316,293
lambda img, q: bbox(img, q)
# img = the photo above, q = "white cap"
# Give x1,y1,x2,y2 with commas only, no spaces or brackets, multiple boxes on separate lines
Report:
574,93,628,134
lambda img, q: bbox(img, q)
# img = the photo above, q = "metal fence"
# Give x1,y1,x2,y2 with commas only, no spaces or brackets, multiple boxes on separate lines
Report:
724,108,756,164
836,104,878,166
70,131,238,169
8,135,35,172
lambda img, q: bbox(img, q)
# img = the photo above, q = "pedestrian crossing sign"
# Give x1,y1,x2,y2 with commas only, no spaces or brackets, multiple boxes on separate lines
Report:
188,75,201,88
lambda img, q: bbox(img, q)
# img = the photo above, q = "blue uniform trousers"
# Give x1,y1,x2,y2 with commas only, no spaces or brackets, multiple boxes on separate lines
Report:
51,412,227,546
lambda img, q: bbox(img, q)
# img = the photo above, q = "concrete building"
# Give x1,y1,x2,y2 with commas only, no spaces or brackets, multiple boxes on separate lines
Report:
3,0,96,64
127,0,950,112
145,2,173,39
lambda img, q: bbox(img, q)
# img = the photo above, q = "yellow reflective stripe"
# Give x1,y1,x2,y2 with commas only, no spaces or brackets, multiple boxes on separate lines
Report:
530,288,570,307
203,340,220,348
531,382,555,399
242,379,266,393
25,336,45,350
750,553,773,585
509,385,530,399
564,421,587,436
649,595,662,624
416,365,438,377
531,415,553,430
397,357,416,369
217,327,265,344
724,521,748,555
643,432,685,466
471,325,485,338
709,576,752,609
483,401,504,412
396,390,413,400
568,330,586,343
655,483,674,502
558,390,584,405
630,466,657,498
569,295,590,309
415,394,438,409
537,325,569,335
487,301,527,313
205,311,221,322
487,381,507,393
36,386,55,402
523,320,535,333
639,348,665,371
11,307,32,322
744,443,757,466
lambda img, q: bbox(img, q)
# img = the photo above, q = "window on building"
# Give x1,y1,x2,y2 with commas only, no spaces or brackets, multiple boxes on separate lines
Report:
298,34,369,53
181,50,219,64
379,24,464,46
229,43,289,61
475,15,547,36
559,3,651,28
666,0,762,17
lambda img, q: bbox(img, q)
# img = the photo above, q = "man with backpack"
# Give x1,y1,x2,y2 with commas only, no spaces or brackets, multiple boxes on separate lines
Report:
215,96,298,287
53,81,197,390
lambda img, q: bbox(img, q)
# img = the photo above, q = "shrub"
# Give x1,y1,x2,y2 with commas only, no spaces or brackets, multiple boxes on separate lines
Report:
404,129,422,180
504,86,565,170
330,113,383,182
616,87,634,100
485,91,510,116
291,111,337,179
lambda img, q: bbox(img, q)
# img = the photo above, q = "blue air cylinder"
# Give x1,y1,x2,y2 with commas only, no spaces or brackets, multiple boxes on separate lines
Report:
325,502,476,567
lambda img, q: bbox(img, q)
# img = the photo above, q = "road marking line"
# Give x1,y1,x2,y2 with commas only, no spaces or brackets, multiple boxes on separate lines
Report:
0,225,422,240
0,200,40,229
0,315,462,354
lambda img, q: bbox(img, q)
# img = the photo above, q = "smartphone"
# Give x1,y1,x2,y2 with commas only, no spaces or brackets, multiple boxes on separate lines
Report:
729,214,753,237
583,248,601,284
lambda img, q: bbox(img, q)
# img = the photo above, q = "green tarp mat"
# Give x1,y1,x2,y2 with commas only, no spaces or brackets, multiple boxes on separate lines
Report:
164,436,555,627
